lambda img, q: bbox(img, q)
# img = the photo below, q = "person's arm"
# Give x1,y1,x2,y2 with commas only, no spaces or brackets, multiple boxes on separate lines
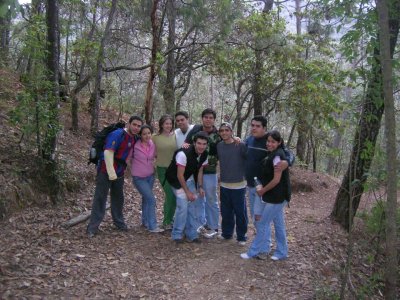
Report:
197,166,205,197
177,166,196,201
104,150,117,180
274,160,288,172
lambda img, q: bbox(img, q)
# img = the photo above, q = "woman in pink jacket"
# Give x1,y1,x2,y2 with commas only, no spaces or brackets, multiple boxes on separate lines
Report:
131,125,164,233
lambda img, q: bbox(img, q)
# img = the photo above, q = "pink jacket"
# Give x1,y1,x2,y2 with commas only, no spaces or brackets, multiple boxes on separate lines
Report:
131,139,156,177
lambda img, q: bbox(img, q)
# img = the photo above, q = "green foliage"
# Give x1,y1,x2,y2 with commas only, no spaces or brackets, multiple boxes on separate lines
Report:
314,284,340,300
8,10,60,156
0,0,19,18
357,271,385,299
358,201,400,237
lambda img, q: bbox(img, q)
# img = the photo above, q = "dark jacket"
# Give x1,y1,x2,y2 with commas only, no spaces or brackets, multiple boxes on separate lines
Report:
166,145,208,189
260,148,291,204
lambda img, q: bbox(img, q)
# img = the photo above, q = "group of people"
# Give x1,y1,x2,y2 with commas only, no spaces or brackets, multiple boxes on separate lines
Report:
86,108,291,261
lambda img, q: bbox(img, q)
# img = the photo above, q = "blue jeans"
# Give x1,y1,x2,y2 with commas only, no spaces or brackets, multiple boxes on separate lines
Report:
87,172,126,233
132,175,158,230
202,173,219,230
247,186,259,222
171,180,201,241
220,186,248,241
247,200,288,259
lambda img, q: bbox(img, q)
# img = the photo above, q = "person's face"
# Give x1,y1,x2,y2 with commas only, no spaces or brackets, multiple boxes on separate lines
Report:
162,119,173,133
194,138,208,154
219,126,232,141
175,115,189,130
140,128,152,143
266,135,281,151
251,120,265,138
202,113,215,128
129,119,143,135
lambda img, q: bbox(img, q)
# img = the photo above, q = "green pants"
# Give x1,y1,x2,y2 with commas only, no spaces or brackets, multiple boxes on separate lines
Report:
157,166,176,226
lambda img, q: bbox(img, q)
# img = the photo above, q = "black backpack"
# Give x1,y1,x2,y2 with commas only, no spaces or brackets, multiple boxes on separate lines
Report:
88,121,126,166
283,146,295,167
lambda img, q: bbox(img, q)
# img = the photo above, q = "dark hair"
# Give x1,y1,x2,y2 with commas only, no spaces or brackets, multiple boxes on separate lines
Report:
139,124,153,136
174,111,189,119
266,130,285,149
158,114,174,134
129,115,144,124
201,108,216,119
193,131,209,143
251,115,267,128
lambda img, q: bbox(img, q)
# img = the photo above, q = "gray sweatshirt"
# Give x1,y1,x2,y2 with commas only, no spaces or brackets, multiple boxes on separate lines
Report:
217,141,247,183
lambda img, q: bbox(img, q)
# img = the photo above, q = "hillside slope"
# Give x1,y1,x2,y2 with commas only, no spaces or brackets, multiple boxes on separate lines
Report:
0,72,391,299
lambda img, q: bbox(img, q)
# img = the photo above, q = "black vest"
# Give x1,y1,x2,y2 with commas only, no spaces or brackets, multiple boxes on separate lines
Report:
166,145,208,189
260,148,291,204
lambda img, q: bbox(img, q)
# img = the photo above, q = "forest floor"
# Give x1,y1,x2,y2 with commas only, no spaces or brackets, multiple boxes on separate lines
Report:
0,72,394,299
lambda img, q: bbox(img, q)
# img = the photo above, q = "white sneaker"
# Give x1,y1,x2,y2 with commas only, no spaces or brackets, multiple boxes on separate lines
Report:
197,226,217,239
240,253,251,260
271,255,287,261
205,230,217,238
197,226,207,234
217,234,232,240
216,234,226,240
149,227,165,233
237,241,246,246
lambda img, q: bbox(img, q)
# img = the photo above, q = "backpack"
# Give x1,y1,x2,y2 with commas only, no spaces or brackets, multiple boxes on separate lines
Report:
283,146,295,167
88,121,126,166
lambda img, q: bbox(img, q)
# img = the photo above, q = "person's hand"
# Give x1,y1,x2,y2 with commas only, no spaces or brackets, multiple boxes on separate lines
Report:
233,136,241,145
198,187,205,197
181,142,190,149
256,188,265,197
109,173,117,181
186,191,197,202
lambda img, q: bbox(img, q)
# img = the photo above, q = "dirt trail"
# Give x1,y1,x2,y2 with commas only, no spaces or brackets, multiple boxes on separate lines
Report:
1,167,352,299
0,103,385,299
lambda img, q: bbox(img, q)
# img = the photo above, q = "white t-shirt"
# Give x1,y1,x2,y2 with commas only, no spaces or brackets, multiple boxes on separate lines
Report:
175,124,194,148
273,155,281,166
176,150,208,181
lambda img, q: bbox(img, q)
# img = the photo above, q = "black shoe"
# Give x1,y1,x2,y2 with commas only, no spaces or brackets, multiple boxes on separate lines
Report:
174,239,184,244
187,238,201,244
116,225,129,232
87,231,96,238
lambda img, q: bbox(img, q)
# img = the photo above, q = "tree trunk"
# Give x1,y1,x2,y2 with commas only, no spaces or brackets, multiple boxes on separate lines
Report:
90,0,118,135
43,0,60,161
43,0,61,203
252,48,263,116
326,131,342,175
71,0,98,132
377,0,398,298
331,0,399,231
163,0,176,115
144,0,160,124
62,8,73,101
294,0,308,166
296,114,307,163
0,9,11,66
286,122,296,149
252,0,273,116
